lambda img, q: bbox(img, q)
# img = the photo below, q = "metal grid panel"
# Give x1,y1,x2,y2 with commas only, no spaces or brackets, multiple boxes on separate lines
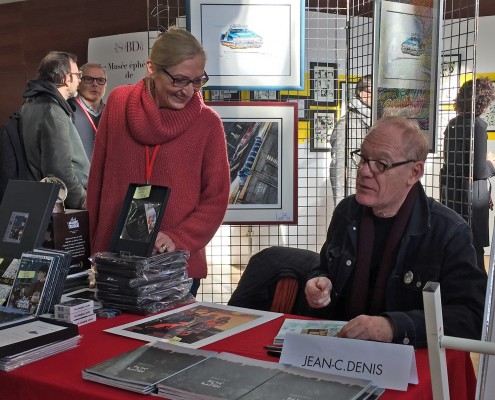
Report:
147,0,478,303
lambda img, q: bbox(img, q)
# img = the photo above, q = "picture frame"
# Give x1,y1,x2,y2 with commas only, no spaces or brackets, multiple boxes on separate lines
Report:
206,90,241,101
105,302,281,348
186,0,305,89
249,90,279,101
374,0,442,151
309,109,336,152
0,181,59,259
338,81,357,118
109,184,171,257
439,54,460,105
310,62,338,106
481,79,495,132
209,102,298,224
282,97,309,120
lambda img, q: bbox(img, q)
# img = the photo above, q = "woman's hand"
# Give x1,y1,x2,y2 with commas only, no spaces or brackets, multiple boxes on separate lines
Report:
154,232,176,253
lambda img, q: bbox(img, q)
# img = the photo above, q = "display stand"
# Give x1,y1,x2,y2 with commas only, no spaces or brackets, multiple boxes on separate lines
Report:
423,282,495,400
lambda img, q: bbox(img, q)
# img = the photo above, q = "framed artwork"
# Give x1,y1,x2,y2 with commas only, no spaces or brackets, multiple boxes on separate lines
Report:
187,0,305,89
249,90,279,101
310,62,338,106
374,0,442,151
309,109,336,152
206,90,241,101
209,102,298,224
338,81,357,117
481,80,495,132
439,54,460,104
282,97,308,120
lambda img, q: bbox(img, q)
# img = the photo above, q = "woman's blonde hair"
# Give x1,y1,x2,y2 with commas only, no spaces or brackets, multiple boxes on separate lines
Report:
145,27,206,96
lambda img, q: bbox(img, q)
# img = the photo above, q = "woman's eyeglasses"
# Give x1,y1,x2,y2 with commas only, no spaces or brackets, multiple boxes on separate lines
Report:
162,69,209,88
81,76,107,85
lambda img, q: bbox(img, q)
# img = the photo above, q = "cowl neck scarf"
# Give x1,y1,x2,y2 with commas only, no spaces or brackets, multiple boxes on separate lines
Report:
126,80,203,146
346,183,419,319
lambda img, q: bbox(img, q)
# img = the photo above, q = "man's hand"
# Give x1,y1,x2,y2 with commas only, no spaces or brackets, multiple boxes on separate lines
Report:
337,315,394,343
305,277,332,308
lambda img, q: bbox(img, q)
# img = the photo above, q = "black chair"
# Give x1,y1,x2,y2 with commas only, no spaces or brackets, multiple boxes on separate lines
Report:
228,246,320,315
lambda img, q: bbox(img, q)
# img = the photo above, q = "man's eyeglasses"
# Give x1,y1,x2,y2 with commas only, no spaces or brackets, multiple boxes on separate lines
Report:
81,76,107,85
70,72,82,79
350,149,415,175
162,68,209,88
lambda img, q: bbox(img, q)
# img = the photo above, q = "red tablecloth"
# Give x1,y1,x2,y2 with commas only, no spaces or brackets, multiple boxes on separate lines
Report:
0,312,476,400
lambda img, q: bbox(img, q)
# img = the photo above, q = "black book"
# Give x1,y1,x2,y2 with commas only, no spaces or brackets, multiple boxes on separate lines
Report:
0,180,59,259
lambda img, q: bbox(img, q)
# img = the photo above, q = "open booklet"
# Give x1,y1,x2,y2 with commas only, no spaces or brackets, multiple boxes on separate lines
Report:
273,318,347,345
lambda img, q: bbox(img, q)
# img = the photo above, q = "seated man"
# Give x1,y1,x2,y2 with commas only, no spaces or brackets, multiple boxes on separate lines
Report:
305,116,487,348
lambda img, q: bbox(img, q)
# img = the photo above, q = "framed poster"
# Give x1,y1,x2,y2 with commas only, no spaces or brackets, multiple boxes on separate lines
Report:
249,90,279,101
186,0,305,89
209,102,298,224
440,54,460,104
374,0,442,151
309,109,336,152
310,62,338,106
282,97,308,120
481,79,495,132
206,90,241,101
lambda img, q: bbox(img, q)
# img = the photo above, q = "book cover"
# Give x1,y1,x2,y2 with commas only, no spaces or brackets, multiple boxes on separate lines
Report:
274,318,347,345
239,365,372,400
157,352,288,399
6,253,55,315
0,258,20,306
82,341,217,393
55,298,94,314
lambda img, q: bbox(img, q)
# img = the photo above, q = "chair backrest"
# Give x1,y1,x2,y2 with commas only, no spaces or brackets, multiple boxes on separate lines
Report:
269,277,300,313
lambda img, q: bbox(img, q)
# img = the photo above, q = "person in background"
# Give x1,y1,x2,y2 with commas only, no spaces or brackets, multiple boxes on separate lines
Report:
68,63,107,160
306,116,487,348
86,27,230,296
440,78,495,271
329,75,372,205
21,51,89,209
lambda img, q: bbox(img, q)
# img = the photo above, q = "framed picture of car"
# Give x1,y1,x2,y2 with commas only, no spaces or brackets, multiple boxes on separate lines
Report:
208,102,298,224
310,62,338,106
186,0,305,90
249,90,279,101
309,109,336,152
374,0,442,151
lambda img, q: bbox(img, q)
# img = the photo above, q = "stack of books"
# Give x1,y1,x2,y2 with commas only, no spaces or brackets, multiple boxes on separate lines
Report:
93,250,194,315
83,341,374,399
0,317,80,371
0,249,72,329
54,298,96,326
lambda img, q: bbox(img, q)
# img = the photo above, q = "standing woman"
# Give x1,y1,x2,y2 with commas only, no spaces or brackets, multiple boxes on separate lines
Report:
86,28,230,296
441,78,495,271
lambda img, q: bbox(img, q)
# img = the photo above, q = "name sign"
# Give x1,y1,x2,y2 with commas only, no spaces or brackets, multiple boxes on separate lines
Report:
280,333,418,391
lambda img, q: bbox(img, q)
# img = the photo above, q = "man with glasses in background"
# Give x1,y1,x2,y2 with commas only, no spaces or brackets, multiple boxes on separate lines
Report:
68,63,107,160
68,63,107,161
21,51,89,209
305,116,487,348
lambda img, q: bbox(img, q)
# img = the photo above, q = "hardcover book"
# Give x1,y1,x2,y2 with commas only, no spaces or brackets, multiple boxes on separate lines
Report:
273,318,347,345
157,352,288,400
82,341,217,394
